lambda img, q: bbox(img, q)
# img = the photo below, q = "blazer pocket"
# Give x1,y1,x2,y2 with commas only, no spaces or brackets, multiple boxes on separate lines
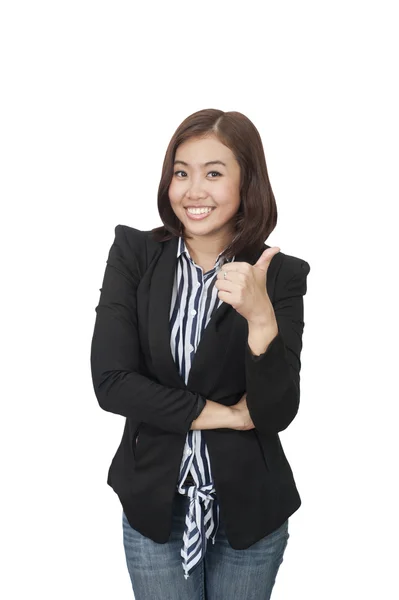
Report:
253,430,270,472
132,423,142,460
255,431,291,475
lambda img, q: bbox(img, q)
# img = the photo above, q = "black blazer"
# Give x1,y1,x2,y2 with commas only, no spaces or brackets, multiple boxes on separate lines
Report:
90,224,311,549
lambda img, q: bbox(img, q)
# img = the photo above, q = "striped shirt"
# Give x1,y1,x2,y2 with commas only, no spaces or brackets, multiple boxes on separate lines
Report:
169,236,235,579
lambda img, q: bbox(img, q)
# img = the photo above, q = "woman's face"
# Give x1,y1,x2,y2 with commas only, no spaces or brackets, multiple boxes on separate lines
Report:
168,135,241,243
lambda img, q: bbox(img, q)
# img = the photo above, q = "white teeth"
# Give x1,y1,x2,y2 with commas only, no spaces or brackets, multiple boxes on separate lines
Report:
186,207,213,214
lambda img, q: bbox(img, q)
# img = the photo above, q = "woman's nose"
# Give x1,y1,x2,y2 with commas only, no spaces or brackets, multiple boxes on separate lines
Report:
187,177,206,198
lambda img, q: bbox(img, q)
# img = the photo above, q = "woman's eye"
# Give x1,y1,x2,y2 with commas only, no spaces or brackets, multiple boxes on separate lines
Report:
173,170,221,178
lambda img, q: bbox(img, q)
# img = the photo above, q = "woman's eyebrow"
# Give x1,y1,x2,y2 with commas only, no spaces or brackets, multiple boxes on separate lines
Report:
174,160,227,167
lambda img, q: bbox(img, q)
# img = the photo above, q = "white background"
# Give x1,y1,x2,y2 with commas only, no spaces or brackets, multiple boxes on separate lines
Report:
1,1,398,598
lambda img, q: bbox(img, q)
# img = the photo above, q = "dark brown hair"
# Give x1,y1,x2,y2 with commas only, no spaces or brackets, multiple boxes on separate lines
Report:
151,108,277,261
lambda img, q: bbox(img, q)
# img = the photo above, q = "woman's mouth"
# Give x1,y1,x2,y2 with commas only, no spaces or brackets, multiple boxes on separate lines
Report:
185,207,215,221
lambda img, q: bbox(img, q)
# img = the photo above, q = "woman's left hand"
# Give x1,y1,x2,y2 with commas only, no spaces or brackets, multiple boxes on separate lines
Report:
215,247,281,326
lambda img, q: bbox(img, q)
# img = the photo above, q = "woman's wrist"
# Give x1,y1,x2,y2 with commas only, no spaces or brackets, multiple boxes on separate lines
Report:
190,400,237,430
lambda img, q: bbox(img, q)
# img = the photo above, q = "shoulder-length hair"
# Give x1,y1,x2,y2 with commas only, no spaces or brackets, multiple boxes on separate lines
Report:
151,108,277,262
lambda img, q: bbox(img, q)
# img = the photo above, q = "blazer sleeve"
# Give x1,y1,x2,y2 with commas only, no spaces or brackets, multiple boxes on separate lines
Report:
90,225,207,435
245,255,311,434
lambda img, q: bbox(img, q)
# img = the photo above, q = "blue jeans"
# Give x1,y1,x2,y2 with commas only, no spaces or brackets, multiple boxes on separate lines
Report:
122,492,289,599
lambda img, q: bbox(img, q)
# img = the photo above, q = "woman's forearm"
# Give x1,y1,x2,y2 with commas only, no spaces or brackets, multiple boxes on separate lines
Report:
190,400,237,430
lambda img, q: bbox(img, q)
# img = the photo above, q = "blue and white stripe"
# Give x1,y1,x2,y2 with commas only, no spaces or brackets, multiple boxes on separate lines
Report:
169,236,235,579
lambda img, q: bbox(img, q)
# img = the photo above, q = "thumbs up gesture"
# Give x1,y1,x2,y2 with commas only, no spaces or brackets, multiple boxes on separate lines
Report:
215,247,280,327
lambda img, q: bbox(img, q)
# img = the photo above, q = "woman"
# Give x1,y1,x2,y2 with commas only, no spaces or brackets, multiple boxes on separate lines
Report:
90,108,311,599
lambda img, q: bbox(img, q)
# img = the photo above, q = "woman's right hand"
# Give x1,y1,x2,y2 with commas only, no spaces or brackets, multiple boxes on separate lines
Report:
190,394,255,431
230,393,255,430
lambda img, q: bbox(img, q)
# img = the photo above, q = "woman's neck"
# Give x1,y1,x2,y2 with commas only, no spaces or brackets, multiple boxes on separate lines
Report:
184,234,231,270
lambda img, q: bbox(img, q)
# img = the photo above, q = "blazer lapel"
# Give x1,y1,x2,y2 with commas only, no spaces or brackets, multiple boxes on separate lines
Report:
148,236,185,389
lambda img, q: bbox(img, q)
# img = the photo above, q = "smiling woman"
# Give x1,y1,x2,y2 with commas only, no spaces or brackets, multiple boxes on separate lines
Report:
91,108,310,600
152,109,278,268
